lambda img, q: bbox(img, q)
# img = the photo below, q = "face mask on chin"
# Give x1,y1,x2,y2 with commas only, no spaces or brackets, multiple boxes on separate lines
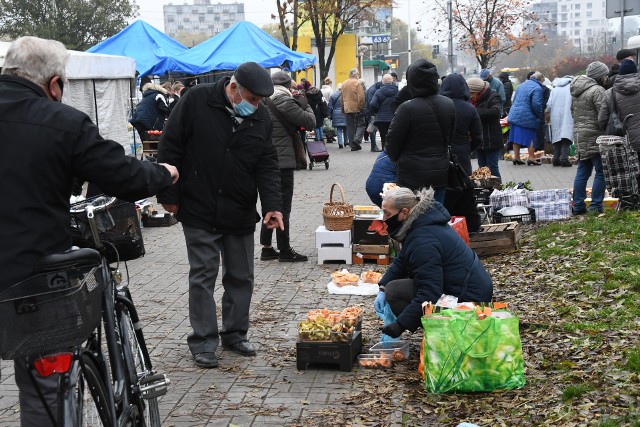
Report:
233,87,257,117
384,212,403,235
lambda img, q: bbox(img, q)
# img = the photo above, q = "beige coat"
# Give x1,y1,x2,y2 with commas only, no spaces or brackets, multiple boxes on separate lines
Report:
340,77,365,113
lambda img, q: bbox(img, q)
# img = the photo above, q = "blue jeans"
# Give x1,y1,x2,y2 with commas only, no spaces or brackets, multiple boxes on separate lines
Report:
477,148,501,179
573,155,605,213
335,126,347,146
315,127,323,141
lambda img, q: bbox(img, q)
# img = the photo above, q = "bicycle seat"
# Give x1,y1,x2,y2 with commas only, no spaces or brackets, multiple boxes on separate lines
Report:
33,248,102,273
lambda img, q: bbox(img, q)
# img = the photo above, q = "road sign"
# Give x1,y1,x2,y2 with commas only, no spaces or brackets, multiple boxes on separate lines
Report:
606,0,640,18
361,35,391,44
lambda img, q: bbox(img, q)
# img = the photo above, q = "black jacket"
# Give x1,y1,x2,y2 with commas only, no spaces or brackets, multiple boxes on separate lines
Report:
0,75,172,290
473,88,504,151
157,77,282,235
306,88,327,127
439,74,483,175
499,73,514,113
386,60,455,191
130,84,170,131
389,85,412,114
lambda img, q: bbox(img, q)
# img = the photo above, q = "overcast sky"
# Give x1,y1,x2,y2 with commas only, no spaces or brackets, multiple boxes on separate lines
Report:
134,0,417,34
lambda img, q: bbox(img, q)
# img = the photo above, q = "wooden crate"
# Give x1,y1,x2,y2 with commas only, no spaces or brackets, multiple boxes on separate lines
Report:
470,222,521,257
352,253,390,265
353,244,389,255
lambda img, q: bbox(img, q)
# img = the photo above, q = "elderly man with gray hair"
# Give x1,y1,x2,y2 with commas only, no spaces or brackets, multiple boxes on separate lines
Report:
0,36,179,425
373,187,493,338
340,68,366,151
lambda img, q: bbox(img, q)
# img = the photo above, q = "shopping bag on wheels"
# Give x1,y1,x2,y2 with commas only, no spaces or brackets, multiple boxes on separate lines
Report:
420,308,525,393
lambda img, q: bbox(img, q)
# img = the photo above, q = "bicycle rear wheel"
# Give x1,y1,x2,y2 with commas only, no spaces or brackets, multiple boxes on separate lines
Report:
118,307,161,427
76,352,112,426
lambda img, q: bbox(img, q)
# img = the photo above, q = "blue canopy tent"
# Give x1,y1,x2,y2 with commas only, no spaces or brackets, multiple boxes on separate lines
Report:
141,21,316,76
87,20,188,74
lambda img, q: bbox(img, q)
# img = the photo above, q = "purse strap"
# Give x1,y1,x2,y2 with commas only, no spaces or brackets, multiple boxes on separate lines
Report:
264,96,300,138
611,89,620,116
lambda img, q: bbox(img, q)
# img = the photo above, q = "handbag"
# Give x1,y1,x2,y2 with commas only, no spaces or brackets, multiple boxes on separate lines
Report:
605,90,625,137
420,307,526,393
447,150,473,192
264,97,308,170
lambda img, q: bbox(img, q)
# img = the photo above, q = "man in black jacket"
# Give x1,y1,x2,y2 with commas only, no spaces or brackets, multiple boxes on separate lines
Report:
0,36,179,426
498,72,514,116
157,62,283,369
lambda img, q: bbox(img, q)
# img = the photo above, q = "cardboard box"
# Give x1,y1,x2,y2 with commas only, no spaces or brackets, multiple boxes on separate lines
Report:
353,244,389,255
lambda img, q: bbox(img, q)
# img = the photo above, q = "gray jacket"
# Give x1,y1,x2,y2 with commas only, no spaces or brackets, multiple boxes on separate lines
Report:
599,73,640,152
571,75,604,160
268,85,316,169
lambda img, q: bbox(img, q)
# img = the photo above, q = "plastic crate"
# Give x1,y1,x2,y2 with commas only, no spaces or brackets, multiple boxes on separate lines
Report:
474,188,493,205
493,207,536,224
142,212,178,227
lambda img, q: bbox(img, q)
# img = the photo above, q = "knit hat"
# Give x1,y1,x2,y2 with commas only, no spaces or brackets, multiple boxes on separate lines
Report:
619,59,638,75
479,69,491,80
586,61,609,80
467,77,487,93
616,48,635,61
271,71,292,87
233,61,274,97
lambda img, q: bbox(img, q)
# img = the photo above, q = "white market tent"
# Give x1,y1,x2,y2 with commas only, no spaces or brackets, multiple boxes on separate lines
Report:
0,41,137,154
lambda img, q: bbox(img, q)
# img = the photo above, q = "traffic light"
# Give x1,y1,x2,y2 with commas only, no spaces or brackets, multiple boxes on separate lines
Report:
432,45,440,57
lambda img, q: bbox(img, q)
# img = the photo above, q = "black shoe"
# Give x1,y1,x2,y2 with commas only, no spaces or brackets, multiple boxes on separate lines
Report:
194,352,218,368
561,161,572,167
279,248,308,262
223,340,256,356
512,159,526,165
339,144,344,149
552,160,561,167
351,146,362,152
527,160,541,166
260,247,280,261
371,146,381,152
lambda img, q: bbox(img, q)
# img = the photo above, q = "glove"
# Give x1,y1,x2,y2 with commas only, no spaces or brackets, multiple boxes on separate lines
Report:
381,322,405,338
374,291,386,314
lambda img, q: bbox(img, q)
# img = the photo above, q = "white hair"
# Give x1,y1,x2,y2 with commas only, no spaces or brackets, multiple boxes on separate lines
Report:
1,36,69,86
349,68,359,77
384,187,421,210
531,71,545,83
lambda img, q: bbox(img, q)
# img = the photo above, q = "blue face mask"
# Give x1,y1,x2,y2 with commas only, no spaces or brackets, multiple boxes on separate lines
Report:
233,87,257,117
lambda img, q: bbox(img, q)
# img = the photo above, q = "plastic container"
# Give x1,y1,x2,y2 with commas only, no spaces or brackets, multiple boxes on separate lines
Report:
473,187,493,206
298,329,331,342
330,330,353,343
493,207,536,224
357,353,392,369
369,340,410,362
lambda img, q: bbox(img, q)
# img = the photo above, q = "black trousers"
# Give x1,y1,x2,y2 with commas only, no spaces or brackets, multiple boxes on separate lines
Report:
260,168,294,250
376,122,390,150
444,187,482,233
385,278,417,317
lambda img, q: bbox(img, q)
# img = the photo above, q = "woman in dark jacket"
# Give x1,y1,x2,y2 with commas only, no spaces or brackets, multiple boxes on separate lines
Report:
369,74,400,150
468,77,503,179
498,72,514,116
306,86,328,141
365,151,396,207
130,82,170,141
386,59,455,204
374,187,493,337
327,84,347,148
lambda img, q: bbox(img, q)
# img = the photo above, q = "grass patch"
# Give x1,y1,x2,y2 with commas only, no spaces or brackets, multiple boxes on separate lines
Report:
625,346,640,373
562,383,594,401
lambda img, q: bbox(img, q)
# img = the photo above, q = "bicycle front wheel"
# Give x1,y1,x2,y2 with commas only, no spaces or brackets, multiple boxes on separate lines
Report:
118,307,161,427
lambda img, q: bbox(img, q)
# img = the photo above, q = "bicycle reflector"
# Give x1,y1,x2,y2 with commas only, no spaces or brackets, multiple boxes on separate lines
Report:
33,353,73,377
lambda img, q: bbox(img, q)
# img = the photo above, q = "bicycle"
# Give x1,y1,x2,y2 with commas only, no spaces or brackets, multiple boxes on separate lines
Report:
0,195,169,426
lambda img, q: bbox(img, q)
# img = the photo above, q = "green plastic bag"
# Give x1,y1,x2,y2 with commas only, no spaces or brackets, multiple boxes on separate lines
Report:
421,310,525,393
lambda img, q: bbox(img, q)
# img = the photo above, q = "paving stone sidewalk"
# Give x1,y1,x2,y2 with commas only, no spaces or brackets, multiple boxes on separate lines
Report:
0,142,585,426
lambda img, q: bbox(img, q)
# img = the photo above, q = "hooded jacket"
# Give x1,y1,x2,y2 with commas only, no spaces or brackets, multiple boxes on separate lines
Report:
0,75,172,290
386,60,455,190
365,150,396,207
440,74,483,175
499,72,514,112
546,77,574,143
306,87,327,128
157,77,282,234
268,85,316,169
599,72,640,152
378,189,493,331
327,89,346,127
570,75,605,159
369,83,400,124
508,78,545,130
130,83,170,131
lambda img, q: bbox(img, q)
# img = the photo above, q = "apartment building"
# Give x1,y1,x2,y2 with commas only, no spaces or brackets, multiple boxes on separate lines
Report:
163,1,245,38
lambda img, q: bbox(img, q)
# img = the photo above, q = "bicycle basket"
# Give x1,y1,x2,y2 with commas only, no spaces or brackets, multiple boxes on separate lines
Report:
0,265,105,360
70,197,145,263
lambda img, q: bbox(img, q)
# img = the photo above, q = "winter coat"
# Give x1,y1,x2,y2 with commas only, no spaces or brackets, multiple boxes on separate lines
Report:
130,83,170,131
340,77,365,113
306,87,327,128
508,78,545,130
379,190,493,331
386,60,455,191
389,85,412,114
157,77,282,235
546,77,574,143
327,90,346,127
440,74,483,175
365,81,382,117
320,84,333,103
0,75,172,290
499,73,514,112
473,87,504,151
365,151,396,207
570,75,605,160
487,76,506,114
599,73,640,152
267,85,316,169
369,83,400,124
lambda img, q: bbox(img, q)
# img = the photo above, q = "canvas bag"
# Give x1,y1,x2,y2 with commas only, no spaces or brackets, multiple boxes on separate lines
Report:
420,308,525,393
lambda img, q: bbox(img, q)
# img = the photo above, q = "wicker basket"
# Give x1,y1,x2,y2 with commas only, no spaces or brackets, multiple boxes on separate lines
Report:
323,183,354,231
